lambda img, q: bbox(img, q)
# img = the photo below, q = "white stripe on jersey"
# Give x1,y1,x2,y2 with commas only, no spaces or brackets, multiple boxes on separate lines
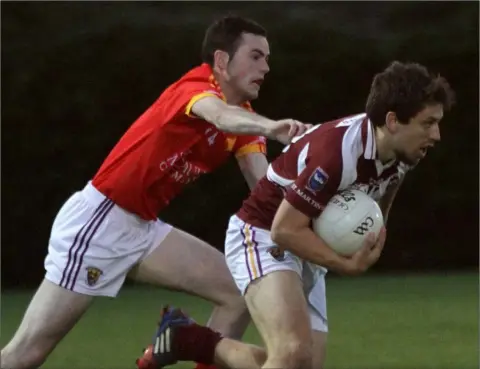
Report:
334,113,366,127
365,119,376,160
339,118,364,190
268,114,378,192
267,165,294,187
297,143,309,177
338,114,377,190
267,141,310,188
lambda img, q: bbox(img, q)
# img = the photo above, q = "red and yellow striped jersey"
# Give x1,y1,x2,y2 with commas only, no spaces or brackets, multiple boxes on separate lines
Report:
92,63,266,220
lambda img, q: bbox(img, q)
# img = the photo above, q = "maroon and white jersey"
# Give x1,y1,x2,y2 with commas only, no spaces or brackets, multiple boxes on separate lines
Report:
237,113,409,229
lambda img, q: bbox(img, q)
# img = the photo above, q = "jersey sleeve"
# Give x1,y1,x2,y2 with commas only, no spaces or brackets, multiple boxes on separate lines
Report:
284,140,343,219
163,78,223,120
232,135,267,158
184,88,222,118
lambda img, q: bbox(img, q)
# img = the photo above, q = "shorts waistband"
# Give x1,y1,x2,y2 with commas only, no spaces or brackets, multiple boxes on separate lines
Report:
81,181,151,228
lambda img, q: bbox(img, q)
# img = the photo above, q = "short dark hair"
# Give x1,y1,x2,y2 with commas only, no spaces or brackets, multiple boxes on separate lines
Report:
201,15,267,67
366,61,456,126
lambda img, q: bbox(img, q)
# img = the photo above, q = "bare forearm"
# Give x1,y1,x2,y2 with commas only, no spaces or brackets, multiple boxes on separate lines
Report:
191,96,278,137
215,106,275,136
243,168,264,190
238,154,269,190
271,228,348,274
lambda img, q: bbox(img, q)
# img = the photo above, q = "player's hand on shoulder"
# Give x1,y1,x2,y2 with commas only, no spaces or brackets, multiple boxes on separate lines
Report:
267,119,312,145
341,227,387,276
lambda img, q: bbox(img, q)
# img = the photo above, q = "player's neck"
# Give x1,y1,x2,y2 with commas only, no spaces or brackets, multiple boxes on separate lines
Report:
375,127,396,164
214,72,247,106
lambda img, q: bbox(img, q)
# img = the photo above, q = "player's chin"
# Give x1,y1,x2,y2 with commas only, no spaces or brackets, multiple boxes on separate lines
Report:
244,85,260,99
404,155,422,166
246,89,259,100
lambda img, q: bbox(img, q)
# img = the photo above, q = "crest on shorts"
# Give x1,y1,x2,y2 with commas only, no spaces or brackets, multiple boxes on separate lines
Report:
267,246,286,262
305,167,329,193
86,266,103,286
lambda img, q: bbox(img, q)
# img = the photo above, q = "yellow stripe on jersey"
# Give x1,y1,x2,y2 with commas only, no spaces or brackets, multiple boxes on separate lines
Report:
185,92,219,118
225,137,237,152
235,143,267,158
243,223,259,279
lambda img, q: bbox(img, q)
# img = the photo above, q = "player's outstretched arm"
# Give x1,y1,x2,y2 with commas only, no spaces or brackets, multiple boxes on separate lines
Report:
191,96,308,144
271,199,384,275
236,153,268,190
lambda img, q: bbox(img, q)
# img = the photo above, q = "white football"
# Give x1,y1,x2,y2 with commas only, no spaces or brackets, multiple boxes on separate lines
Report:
312,189,384,256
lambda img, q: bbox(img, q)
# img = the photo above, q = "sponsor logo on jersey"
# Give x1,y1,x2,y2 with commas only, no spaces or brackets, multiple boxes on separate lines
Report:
306,167,329,193
159,150,207,184
267,246,286,261
292,184,323,210
86,266,103,286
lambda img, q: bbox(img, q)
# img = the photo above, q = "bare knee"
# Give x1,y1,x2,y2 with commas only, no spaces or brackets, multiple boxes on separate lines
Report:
1,279,92,369
281,340,313,369
2,338,51,369
207,294,251,339
219,291,248,313
210,278,250,322
264,340,313,369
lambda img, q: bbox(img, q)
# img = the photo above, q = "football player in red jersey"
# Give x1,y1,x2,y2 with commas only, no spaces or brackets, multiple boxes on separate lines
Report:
139,61,455,369
0,16,312,369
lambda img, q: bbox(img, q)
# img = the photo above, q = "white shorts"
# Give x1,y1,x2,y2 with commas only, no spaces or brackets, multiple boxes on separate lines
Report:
44,182,172,297
225,215,329,332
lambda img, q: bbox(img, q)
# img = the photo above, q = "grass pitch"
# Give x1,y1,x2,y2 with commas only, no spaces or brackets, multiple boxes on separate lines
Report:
1,272,477,369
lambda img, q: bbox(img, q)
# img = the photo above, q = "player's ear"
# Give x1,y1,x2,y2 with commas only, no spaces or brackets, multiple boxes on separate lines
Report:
385,111,399,134
213,50,230,75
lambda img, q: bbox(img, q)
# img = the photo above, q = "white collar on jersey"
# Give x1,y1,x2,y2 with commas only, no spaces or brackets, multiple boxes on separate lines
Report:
365,119,396,174
364,119,376,160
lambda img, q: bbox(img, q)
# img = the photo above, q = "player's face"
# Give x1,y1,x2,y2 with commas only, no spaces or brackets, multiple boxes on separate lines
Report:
393,104,443,165
226,33,270,100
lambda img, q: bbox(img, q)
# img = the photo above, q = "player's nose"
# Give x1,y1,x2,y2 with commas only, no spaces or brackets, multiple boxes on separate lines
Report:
430,122,441,142
260,59,270,74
